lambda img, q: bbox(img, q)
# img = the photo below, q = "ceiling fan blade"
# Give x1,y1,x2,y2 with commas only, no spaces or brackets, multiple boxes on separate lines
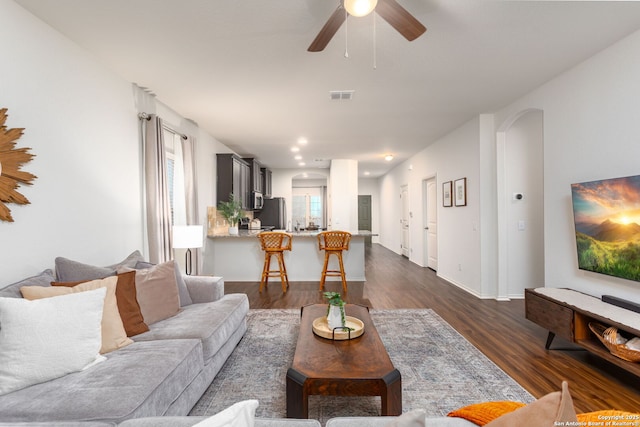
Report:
308,6,346,52
376,0,426,42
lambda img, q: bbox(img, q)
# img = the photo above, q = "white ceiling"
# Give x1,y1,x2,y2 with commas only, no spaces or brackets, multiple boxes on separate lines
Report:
15,0,640,177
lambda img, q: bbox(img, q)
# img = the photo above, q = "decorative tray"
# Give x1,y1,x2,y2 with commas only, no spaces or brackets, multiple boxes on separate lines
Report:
312,316,365,340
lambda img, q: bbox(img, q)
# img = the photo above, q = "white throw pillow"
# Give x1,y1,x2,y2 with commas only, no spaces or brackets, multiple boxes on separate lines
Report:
0,287,106,396
192,400,259,427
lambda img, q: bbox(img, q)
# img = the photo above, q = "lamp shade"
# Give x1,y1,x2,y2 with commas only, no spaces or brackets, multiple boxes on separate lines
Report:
344,0,377,17
173,225,204,249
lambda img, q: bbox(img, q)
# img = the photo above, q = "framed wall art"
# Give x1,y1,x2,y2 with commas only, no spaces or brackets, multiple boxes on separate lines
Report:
443,181,452,207
454,178,467,207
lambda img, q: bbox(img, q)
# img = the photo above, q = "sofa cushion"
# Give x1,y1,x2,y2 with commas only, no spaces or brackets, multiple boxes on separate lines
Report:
0,288,106,396
485,381,577,427
447,401,526,425
192,399,258,427
113,271,150,336
0,339,204,423
132,294,249,363
120,261,181,325
135,260,193,307
55,251,144,282
53,271,149,337
325,418,477,427
0,423,116,426
118,417,322,427
22,276,134,354
0,269,55,298
385,409,426,427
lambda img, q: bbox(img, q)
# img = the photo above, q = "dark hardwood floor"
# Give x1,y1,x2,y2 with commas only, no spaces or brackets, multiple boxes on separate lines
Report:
224,243,640,413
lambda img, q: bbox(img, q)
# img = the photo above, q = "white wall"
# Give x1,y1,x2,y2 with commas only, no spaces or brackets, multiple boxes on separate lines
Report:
0,1,231,285
503,110,544,298
0,1,142,284
379,118,482,296
375,27,640,302
329,159,358,232
494,28,640,302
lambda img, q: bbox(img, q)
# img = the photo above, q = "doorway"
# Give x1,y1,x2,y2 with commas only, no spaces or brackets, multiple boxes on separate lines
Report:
497,109,544,299
358,195,372,245
423,177,438,270
400,184,410,257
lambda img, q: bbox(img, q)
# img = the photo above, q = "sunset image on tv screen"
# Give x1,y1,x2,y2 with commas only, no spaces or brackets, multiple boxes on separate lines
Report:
571,174,640,283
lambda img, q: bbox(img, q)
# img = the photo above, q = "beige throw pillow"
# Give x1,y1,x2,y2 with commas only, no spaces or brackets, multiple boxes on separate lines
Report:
21,276,133,354
119,261,180,325
485,381,577,427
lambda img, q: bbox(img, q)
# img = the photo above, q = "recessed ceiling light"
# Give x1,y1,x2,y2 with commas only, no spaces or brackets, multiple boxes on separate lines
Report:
299,162,306,166
364,171,370,176
294,155,302,160
298,138,308,145
291,146,300,153
385,154,394,161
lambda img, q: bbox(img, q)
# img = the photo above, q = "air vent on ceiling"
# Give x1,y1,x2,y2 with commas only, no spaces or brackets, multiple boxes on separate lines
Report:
329,90,355,101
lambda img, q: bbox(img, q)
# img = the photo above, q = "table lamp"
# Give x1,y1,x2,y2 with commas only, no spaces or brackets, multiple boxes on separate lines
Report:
172,225,204,275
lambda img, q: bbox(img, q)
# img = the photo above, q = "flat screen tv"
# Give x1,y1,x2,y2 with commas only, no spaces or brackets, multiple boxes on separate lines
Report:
571,174,640,283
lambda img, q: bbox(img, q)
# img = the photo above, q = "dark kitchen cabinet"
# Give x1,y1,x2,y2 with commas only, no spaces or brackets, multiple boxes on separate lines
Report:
217,154,250,210
242,158,263,194
261,167,272,197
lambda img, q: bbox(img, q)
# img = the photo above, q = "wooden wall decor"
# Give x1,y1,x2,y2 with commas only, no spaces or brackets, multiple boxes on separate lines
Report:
0,108,37,222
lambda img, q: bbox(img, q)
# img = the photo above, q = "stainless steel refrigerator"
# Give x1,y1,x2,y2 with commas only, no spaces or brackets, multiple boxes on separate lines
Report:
256,197,287,230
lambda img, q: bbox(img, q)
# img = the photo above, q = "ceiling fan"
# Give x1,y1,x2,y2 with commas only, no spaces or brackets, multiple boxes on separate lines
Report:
308,0,426,52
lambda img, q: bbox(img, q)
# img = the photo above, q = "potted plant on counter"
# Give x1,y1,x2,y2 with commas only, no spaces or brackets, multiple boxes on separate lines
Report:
217,194,242,235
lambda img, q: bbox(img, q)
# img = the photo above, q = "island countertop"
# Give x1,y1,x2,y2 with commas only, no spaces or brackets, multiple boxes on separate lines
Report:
207,230,376,238
202,230,374,282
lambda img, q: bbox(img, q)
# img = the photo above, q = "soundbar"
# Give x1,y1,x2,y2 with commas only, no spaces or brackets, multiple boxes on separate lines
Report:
602,295,640,314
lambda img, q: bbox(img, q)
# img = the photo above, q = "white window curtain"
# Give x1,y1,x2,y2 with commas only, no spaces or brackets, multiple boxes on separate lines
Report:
142,114,201,273
143,114,172,264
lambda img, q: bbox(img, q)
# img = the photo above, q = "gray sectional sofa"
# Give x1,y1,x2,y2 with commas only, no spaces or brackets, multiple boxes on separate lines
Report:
0,260,478,427
0,266,250,424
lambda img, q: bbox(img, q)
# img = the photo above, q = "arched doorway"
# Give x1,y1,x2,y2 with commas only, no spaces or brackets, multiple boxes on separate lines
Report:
497,109,544,299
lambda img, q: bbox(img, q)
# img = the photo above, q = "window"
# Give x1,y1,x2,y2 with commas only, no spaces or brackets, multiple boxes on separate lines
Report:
163,128,186,226
292,187,325,230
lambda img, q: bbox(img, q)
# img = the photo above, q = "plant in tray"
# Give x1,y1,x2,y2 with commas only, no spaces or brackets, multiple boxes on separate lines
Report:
324,291,350,331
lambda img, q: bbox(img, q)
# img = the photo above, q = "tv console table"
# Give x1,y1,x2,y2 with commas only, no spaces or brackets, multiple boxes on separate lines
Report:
525,288,640,377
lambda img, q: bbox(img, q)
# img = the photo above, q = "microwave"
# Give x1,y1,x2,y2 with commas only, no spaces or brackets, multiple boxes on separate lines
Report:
252,191,264,210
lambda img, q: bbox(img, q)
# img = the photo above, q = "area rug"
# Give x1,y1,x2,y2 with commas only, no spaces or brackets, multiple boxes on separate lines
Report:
190,309,534,424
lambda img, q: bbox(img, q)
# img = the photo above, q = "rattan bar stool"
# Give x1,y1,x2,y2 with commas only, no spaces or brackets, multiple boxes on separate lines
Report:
258,231,292,293
317,230,351,293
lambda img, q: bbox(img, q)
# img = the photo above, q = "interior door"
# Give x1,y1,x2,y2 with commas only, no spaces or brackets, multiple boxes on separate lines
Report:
358,195,372,245
424,178,438,270
401,185,410,257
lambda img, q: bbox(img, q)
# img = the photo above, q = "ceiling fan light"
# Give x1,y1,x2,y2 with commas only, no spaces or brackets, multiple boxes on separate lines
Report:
344,0,378,17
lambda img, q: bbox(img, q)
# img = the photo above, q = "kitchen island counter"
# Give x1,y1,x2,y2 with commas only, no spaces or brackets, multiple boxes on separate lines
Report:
203,230,374,282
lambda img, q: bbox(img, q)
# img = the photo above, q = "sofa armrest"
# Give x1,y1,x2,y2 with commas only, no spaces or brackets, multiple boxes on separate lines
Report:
183,275,224,303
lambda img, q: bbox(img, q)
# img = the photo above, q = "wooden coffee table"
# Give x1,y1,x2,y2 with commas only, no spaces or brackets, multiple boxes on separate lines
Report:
286,304,402,418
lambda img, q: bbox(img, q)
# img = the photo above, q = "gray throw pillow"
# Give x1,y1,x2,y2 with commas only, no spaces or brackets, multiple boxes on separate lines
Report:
55,250,145,282
0,269,56,298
